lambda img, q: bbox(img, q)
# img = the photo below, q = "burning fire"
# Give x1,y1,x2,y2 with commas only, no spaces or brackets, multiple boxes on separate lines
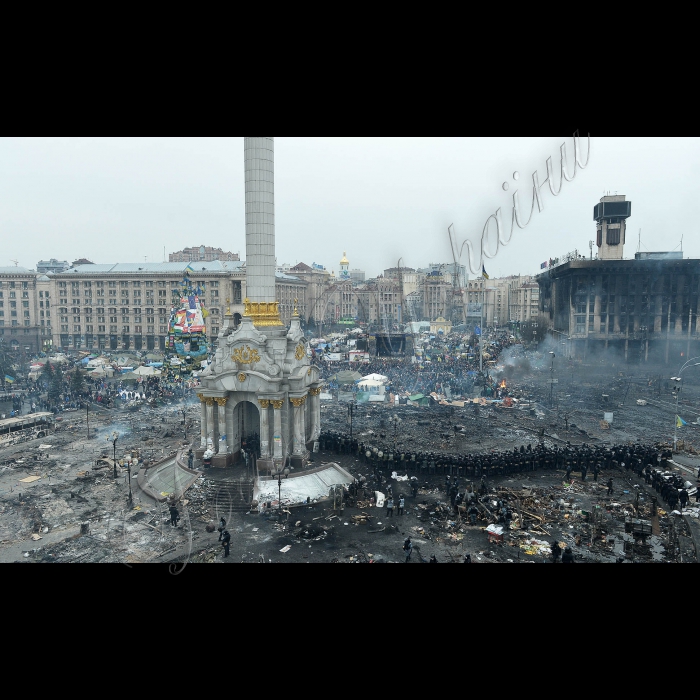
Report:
499,380,507,389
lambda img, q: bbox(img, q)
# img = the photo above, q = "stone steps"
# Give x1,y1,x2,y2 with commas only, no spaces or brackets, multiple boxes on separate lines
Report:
206,478,255,516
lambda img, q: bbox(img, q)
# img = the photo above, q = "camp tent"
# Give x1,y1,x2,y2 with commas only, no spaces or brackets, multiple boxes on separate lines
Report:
361,373,388,383
408,393,430,407
132,365,160,376
329,369,362,384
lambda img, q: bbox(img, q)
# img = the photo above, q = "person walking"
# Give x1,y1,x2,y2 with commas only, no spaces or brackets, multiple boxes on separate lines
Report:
680,488,689,511
218,516,226,541
403,536,412,562
169,504,179,527
607,477,614,496
397,496,405,516
550,540,562,563
221,529,231,557
386,497,394,517
561,546,575,563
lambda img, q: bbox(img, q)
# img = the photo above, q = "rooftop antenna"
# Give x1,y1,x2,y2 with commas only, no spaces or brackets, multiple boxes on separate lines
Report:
637,229,641,253
589,240,593,260
10,259,18,266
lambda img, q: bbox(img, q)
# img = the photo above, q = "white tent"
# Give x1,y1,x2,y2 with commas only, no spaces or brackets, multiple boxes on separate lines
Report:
87,357,109,368
132,365,161,376
357,379,386,395
361,373,388,383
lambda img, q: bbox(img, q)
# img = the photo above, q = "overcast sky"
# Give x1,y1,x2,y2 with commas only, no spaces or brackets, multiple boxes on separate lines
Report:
1,137,699,279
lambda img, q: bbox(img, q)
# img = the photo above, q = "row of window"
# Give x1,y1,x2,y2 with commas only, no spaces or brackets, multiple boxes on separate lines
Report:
58,280,220,288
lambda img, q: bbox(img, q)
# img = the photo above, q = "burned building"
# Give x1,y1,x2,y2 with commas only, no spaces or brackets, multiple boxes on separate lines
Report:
537,195,700,365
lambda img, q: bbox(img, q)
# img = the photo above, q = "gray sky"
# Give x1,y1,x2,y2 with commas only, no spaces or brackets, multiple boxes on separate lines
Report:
1,137,699,278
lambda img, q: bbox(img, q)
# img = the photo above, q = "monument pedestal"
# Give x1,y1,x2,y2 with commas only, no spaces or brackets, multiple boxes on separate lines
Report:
257,458,275,474
212,453,232,468
195,448,206,460
291,450,310,470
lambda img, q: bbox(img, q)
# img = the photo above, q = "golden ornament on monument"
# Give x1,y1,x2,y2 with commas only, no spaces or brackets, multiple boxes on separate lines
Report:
232,345,261,365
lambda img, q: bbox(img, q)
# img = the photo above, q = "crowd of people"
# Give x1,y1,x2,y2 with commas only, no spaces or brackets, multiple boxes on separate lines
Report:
312,330,520,400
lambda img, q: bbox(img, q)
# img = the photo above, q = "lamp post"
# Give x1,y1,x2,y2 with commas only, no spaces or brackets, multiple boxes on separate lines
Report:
273,464,291,514
348,401,355,441
389,414,401,449
111,431,118,479
548,352,555,407
671,358,700,452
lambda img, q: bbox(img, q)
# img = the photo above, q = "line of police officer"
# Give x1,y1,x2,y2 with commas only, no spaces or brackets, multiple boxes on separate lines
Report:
319,429,667,482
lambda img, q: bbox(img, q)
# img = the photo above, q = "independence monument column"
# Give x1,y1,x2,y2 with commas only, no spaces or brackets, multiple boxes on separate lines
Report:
244,137,283,327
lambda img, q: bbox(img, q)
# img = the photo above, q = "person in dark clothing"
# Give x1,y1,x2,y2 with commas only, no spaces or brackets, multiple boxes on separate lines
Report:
429,554,438,563
593,463,600,482
386,497,394,517
218,516,226,540
607,478,614,496
680,488,689,510
411,480,418,498
565,463,572,481
561,547,575,563
397,496,405,516
169,505,179,527
221,529,231,557
464,553,472,563
403,537,412,562
551,540,562,562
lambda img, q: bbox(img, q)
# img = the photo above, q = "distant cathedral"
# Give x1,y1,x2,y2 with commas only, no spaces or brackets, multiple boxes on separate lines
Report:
339,252,349,280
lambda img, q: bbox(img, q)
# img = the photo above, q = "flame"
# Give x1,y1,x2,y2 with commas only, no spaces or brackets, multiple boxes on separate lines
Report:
499,380,507,389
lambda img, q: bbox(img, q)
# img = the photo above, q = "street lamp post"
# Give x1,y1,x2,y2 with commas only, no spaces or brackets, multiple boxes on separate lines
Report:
671,358,700,452
272,464,290,514
549,352,555,407
111,431,118,479
348,401,355,441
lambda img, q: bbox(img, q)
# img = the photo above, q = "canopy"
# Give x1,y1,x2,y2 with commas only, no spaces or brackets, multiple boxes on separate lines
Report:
329,370,362,384
121,372,140,380
87,357,109,368
132,365,160,376
145,353,163,360
114,355,139,366
361,373,388,383
358,379,384,388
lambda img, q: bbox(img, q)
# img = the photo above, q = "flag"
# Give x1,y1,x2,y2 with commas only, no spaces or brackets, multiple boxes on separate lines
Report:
540,261,548,269
184,264,194,274
676,415,687,428
482,265,489,279
4,374,14,383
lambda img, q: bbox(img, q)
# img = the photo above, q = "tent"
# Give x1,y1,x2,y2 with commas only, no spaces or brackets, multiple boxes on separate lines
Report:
360,373,388,383
121,372,140,381
133,365,160,376
329,370,362,384
408,393,430,406
87,357,109,368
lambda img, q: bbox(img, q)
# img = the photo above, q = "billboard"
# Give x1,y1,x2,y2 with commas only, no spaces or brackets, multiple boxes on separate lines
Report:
465,303,482,318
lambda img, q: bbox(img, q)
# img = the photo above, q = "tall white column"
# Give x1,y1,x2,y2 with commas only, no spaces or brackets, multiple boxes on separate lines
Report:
199,396,207,448
206,400,215,450
272,399,283,459
244,137,276,304
290,395,307,454
309,387,321,440
216,398,227,453
258,399,271,457
212,402,220,454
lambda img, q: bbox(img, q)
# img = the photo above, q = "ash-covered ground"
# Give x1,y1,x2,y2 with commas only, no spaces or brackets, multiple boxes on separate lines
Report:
3,341,700,564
